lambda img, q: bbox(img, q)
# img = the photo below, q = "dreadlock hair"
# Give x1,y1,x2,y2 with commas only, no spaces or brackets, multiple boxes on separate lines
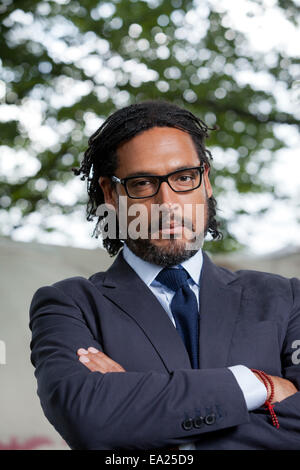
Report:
72,100,223,256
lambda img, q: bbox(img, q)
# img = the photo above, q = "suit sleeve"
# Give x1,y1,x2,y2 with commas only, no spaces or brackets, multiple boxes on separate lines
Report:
195,277,300,450
29,280,250,450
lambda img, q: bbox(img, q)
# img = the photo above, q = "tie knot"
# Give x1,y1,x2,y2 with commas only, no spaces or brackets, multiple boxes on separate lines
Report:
156,267,190,292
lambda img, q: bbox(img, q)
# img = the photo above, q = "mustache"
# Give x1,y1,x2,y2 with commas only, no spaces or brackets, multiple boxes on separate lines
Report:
149,212,194,233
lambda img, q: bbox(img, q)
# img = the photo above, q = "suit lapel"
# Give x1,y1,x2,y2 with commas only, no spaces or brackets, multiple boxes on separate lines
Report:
198,252,242,368
94,252,192,372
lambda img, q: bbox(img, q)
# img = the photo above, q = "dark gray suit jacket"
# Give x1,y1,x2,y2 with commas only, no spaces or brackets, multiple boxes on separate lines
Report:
29,250,300,449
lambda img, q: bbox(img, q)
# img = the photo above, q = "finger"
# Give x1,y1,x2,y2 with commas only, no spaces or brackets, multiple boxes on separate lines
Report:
77,348,106,372
87,347,126,372
77,348,89,356
77,347,107,358
77,347,108,372
77,347,125,373
78,354,96,371
77,347,109,362
79,352,111,373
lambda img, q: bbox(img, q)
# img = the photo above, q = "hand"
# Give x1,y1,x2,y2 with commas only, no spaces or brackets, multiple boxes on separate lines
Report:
253,371,298,403
77,347,126,373
268,375,298,403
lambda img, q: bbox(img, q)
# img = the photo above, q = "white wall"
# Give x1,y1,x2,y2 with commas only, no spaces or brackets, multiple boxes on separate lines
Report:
0,237,112,450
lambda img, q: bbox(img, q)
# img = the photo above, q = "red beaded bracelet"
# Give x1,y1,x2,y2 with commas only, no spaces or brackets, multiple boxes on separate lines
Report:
251,369,280,429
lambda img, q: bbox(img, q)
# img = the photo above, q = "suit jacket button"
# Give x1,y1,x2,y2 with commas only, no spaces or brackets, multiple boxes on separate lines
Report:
193,416,204,428
182,418,193,431
204,413,216,425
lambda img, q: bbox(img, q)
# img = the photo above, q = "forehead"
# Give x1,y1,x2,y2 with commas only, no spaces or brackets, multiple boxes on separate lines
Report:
116,126,200,175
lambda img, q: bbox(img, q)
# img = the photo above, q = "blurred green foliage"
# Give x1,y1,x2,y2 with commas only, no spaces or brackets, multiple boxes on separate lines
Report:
0,0,299,253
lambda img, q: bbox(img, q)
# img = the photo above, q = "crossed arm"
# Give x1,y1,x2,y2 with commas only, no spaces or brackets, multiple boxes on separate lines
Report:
29,280,300,450
76,347,300,450
77,347,298,404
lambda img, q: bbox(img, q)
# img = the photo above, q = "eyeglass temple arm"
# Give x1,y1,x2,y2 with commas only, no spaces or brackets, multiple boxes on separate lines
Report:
111,176,122,184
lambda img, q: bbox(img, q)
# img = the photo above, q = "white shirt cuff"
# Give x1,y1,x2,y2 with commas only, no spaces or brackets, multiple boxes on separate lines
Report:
228,365,267,411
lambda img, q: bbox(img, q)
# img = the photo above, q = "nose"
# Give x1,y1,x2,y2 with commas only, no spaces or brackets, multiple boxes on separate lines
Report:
153,180,181,211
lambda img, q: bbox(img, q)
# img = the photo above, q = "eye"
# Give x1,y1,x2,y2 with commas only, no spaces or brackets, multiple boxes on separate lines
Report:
177,175,194,181
131,179,152,187
175,172,197,182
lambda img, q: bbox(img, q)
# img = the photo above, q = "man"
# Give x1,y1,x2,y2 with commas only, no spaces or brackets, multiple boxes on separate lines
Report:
29,100,300,450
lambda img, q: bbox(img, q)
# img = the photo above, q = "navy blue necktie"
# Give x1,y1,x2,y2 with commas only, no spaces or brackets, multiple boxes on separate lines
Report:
156,267,199,369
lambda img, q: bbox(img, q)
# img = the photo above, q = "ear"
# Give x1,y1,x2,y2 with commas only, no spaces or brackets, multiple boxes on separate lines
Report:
99,176,118,209
203,164,213,199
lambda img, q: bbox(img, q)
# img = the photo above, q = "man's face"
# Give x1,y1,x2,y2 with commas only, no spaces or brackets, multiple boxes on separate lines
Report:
100,126,213,266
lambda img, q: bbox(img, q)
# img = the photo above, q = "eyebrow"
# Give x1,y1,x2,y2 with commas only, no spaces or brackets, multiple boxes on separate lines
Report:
124,165,199,178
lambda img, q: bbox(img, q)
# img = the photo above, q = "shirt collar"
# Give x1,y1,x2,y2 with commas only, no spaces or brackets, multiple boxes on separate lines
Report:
122,243,203,288
180,248,203,286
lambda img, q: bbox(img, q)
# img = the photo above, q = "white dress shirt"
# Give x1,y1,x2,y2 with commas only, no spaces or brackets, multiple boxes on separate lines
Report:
122,244,267,449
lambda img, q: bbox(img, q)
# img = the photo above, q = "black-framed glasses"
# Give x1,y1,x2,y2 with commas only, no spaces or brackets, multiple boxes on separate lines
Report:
111,164,205,199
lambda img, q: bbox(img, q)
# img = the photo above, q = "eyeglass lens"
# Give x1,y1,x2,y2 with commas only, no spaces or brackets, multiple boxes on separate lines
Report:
126,168,201,198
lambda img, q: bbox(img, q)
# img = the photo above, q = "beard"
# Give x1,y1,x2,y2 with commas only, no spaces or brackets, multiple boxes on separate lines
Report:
124,198,209,268
125,237,204,267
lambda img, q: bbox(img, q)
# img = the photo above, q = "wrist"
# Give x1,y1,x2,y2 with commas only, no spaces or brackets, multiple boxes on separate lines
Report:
251,368,279,429
252,371,271,401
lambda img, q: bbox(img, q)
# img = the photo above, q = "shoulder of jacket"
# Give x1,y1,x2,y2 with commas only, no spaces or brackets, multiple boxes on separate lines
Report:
50,271,106,296
231,267,296,295
233,268,290,282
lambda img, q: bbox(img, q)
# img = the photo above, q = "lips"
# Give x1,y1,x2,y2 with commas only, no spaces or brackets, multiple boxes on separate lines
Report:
160,225,182,233
161,216,182,228
148,213,194,238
